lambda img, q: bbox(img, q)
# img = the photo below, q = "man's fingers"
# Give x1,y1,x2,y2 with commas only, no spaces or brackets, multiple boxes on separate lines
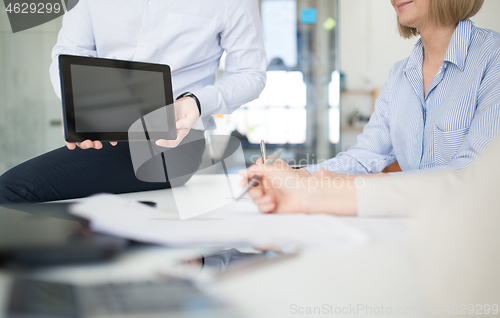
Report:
156,133,184,148
68,140,113,150
94,141,103,149
156,139,178,148
176,119,195,130
77,140,105,149
65,142,77,150
155,128,189,148
78,140,94,149
156,138,181,148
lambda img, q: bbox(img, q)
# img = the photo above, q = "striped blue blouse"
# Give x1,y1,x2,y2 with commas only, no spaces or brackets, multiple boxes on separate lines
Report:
309,19,500,175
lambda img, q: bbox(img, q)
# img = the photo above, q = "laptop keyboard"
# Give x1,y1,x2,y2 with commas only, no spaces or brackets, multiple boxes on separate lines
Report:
79,279,218,316
8,277,225,318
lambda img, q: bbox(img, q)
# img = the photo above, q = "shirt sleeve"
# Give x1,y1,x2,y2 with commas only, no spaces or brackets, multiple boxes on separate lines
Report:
49,0,97,99
306,79,396,175
394,46,500,176
190,0,267,117
357,130,500,217
356,171,465,217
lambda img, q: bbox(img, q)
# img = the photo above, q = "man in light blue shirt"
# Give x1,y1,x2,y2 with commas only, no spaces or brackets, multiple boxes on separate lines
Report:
0,0,267,203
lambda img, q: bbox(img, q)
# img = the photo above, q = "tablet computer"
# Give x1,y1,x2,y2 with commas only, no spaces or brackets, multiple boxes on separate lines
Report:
59,55,177,142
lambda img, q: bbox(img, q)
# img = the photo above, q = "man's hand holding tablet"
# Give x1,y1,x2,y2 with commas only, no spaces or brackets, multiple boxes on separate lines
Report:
155,95,200,148
59,55,177,149
66,96,199,151
65,140,118,150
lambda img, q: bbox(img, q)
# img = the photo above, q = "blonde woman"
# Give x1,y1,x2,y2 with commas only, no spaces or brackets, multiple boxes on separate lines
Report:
242,0,500,215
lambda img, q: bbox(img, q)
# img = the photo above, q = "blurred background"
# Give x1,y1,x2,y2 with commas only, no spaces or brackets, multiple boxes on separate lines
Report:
1,0,500,173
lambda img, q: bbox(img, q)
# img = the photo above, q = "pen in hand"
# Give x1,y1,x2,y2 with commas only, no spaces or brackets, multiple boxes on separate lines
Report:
260,139,266,164
235,149,282,201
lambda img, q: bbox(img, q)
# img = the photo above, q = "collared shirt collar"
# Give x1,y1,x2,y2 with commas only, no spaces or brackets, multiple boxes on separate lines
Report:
404,39,424,72
444,19,474,71
404,19,474,72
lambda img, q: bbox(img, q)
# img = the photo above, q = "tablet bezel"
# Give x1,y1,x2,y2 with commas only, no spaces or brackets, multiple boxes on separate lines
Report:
59,55,176,142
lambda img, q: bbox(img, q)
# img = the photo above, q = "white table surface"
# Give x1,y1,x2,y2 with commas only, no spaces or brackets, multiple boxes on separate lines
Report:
0,175,430,318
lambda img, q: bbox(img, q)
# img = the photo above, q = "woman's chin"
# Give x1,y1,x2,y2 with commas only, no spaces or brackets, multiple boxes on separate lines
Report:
398,15,420,29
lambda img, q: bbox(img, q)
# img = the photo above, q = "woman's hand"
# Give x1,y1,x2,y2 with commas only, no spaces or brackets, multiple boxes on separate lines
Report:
239,165,310,214
254,157,312,178
240,165,362,216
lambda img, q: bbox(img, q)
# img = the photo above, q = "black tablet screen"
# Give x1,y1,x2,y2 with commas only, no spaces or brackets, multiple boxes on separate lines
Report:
70,65,167,133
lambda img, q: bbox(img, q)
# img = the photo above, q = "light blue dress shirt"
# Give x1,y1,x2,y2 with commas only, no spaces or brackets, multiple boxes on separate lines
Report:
49,0,267,131
309,19,500,175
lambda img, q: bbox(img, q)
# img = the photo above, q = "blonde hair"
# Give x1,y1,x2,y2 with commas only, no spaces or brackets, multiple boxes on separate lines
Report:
398,0,484,39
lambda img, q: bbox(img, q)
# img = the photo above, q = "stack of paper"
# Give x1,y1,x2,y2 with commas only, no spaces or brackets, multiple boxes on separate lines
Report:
70,195,369,249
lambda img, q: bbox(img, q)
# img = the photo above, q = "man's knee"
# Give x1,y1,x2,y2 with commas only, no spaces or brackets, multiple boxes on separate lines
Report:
0,170,36,204
0,180,22,204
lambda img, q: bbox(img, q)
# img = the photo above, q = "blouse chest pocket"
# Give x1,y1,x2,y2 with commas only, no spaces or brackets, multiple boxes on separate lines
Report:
160,13,217,69
433,125,470,165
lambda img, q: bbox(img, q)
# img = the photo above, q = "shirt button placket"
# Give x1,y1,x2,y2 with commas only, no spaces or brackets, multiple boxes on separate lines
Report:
136,1,155,59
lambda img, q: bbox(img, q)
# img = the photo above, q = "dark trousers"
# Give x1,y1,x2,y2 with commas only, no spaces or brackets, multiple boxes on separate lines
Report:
0,130,205,204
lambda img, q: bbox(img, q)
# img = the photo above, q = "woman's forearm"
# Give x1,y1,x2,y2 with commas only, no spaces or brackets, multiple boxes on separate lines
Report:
302,172,391,216
302,175,360,216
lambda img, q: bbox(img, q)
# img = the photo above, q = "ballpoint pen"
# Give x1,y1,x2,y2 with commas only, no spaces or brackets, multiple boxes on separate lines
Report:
235,149,282,201
260,140,267,163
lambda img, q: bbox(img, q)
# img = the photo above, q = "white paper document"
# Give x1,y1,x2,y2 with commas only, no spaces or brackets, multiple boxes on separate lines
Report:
70,194,369,249
171,169,242,220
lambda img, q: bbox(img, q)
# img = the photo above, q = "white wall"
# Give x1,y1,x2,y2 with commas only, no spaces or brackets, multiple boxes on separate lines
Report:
0,13,63,174
470,0,500,32
340,0,500,91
